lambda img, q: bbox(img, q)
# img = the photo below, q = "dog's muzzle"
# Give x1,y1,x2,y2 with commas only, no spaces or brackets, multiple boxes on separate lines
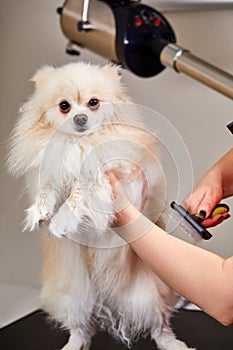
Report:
73,114,88,127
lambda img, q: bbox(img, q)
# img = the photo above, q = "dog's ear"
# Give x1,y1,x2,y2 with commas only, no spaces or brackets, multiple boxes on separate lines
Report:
102,63,122,79
31,65,54,88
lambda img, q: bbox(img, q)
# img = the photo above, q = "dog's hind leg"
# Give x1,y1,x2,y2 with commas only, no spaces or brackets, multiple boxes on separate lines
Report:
61,331,91,350
81,341,91,350
151,327,195,350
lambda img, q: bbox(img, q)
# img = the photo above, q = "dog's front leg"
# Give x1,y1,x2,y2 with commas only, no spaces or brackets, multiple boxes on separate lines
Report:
48,181,86,238
24,181,57,231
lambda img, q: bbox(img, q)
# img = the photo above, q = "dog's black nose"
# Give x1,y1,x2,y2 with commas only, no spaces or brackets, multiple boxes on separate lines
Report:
73,114,88,126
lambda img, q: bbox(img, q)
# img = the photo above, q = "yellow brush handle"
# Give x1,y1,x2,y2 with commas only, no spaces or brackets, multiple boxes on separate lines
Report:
210,204,229,217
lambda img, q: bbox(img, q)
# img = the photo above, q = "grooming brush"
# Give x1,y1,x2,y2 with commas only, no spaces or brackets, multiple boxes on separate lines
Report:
170,201,230,241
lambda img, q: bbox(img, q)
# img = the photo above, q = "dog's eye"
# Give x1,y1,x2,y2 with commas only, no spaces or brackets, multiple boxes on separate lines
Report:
59,100,71,113
87,98,99,110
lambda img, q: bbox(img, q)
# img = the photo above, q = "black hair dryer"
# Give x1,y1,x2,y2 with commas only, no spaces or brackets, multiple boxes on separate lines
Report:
58,0,233,99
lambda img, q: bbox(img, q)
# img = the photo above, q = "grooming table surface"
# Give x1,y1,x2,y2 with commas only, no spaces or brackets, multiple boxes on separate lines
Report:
1,309,233,349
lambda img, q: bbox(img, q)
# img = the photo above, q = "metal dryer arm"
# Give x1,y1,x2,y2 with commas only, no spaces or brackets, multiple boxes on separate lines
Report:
161,43,233,99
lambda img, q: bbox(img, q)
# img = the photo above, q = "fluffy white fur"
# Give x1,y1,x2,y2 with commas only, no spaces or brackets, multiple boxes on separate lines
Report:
7,62,194,350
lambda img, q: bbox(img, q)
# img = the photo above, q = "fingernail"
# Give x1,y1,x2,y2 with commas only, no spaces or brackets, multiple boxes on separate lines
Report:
199,210,206,219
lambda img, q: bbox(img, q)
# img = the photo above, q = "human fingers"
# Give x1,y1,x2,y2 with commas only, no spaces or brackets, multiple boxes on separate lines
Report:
105,170,130,212
105,170,119,198
201,211,230,228
183,184,222,219
201,204,230,227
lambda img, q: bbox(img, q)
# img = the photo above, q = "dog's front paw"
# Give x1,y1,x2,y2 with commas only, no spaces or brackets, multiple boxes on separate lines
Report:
48,218,65,238
23,204,49,231
48,203,81,239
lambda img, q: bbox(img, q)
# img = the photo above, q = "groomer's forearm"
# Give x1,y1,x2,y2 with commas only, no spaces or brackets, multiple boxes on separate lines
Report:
119,206,233,326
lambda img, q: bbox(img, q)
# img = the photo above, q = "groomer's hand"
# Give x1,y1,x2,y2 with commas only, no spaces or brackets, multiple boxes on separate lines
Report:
106,170,140,227
183,168,229,228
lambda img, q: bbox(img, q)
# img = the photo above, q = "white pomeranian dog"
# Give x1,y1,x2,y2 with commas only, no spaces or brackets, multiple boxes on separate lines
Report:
7,62,193,350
